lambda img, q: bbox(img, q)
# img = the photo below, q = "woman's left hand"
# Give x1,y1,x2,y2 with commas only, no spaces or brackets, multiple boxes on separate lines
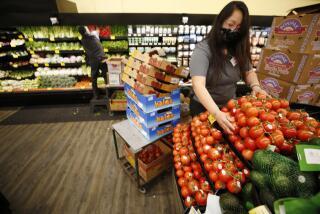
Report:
251,85,270,97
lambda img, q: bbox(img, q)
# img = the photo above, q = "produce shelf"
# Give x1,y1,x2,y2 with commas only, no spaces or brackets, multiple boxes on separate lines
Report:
29,50,85,55
31,62,85,68
26,37,81,42
106,84,124,88
100,36,128,41
0,44,26,51
128,44,176,47
0,86,96,94
104,49,128,54
128,34,177,37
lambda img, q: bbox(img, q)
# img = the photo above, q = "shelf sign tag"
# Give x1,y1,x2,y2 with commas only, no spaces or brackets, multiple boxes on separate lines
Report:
13,54,18,58
13,64,18,68
30,50,35,54
208,114,216,125
78,35,82,40
45,63,49,67
49,37,55,41
110,35,115,40
104,48,108,53
11,44,16,47
17,76,21,80
55,50,60,54
34,63,39,67
18,35,24,39
296,144,320,171
61,62,65,66
29,38,34,42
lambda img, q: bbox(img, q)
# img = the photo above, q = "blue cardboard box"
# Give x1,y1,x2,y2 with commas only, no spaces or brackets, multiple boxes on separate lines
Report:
124,83,180,113
127,97,180,128
126,107,179,141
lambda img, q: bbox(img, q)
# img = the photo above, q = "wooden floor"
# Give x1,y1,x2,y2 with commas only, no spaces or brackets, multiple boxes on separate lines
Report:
0,108,182,214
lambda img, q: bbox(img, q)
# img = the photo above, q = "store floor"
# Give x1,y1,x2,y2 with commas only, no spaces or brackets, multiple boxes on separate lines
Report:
0,106,181,214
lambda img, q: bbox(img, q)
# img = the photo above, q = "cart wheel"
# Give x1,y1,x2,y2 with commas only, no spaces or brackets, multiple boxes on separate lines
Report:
139,187,146,194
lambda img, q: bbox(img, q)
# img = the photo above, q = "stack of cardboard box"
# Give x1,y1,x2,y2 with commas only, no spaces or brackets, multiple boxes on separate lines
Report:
121,50,189,141
257,13,320,106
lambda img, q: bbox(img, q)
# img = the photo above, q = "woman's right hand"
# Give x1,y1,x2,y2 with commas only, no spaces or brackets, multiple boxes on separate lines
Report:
214,110,235,134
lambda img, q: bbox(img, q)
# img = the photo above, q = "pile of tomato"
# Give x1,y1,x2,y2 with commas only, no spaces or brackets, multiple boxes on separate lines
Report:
191,112,250,194
173,123,212,208
222,93,320,160
138,144,163,164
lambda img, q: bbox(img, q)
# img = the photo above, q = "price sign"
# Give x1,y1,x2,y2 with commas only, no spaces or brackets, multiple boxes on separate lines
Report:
49,37,55,41
29,38,34,42
61,62,65,66
104,48,109,53
55,50,60,54
110,35,115,40
34,63,39,67
30,50,35,54
45,63,49,67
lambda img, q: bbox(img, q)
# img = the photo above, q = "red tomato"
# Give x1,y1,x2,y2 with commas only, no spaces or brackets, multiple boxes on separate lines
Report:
200,154,208,163
237,116,247,127
238,97,248,105
280,99,289,108
239,127,249,138
249,126,264,139
201,128,210,137
263,122,276,132
247,117,261,127
178,177,188,187
297,130,314,141
176,169,184,177
214,180,226,190
252,100,263,107
265,113,275,122
244,137,257,151
227,179,242,193
190,153,197,162
200,180,211,192
206,136,215,145
179,147,189,155
256,92,267,99
197,147,204,155
184,171,194,180
235,111,245,121
174,155,181,163
175,162,183,170
271,100,281,110
188,180,200,194
229,135,240,143
306,118,319,129
271,132,285,148
241,102,253,112
287,112,301,121
212,161,224,172
203,144,212,154
221,107,229,112
282,127,297,139
292,120,304,129
204,159,214,171
209,170,219,182
218,169,233,183
235,158,244,169
193,169,203,179
212,130,222,141
245,107,259,118
195,190,208,206
208,148,221,160
183,166,192,172
199,113,208,122
224,162,237,173
234,140,245,152
227,99,237,110
181,186,191,198
181,155,191,165
256,136,271,149
191,162,201,171
184,196,196,207
277,108,288,117
242,149,254,160
264,102,272,109
278,117,289,125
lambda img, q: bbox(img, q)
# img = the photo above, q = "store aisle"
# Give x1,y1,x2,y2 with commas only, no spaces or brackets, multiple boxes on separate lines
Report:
0,116,179,214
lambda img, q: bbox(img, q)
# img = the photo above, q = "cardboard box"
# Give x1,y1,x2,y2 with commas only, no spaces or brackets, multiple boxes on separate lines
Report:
131,50,189,78
109,91,127,111
257,48,309,84
126,107,179,141
267,14,320,53
127,97,180,128
123,140,172,182
257,73,296,100
124,83,180,113
107,57,123,73
108,72,122,85
123,66,179,92
301,54,320,84
122,73,157,95
290,84,319,105
123,57,181,84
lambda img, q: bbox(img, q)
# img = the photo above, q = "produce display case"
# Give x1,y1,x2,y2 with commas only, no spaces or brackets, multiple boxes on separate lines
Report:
109,90,127,111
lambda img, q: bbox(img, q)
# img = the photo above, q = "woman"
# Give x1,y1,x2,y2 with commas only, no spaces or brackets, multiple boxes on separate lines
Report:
190,1,268,134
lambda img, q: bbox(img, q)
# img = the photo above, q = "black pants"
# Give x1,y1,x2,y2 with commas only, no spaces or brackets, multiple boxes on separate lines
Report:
190,98,206,117
90,60,108,97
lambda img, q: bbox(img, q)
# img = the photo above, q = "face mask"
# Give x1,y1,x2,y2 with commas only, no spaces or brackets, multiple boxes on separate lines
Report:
220,28,241,44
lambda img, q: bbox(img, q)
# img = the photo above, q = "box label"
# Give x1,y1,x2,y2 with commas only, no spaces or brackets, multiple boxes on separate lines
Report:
275,18,307,35
260,77,283,95
296,144,320,171
265,52,294,75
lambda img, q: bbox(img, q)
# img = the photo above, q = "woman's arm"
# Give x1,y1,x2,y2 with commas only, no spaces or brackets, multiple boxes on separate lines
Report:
192,75,235,134
245,70,269,96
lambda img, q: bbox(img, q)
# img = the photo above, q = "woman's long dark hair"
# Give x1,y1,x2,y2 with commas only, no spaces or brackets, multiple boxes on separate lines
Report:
207,1,251,83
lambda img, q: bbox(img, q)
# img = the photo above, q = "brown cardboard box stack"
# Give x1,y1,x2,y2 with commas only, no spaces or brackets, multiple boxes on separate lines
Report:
257,13,320,105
